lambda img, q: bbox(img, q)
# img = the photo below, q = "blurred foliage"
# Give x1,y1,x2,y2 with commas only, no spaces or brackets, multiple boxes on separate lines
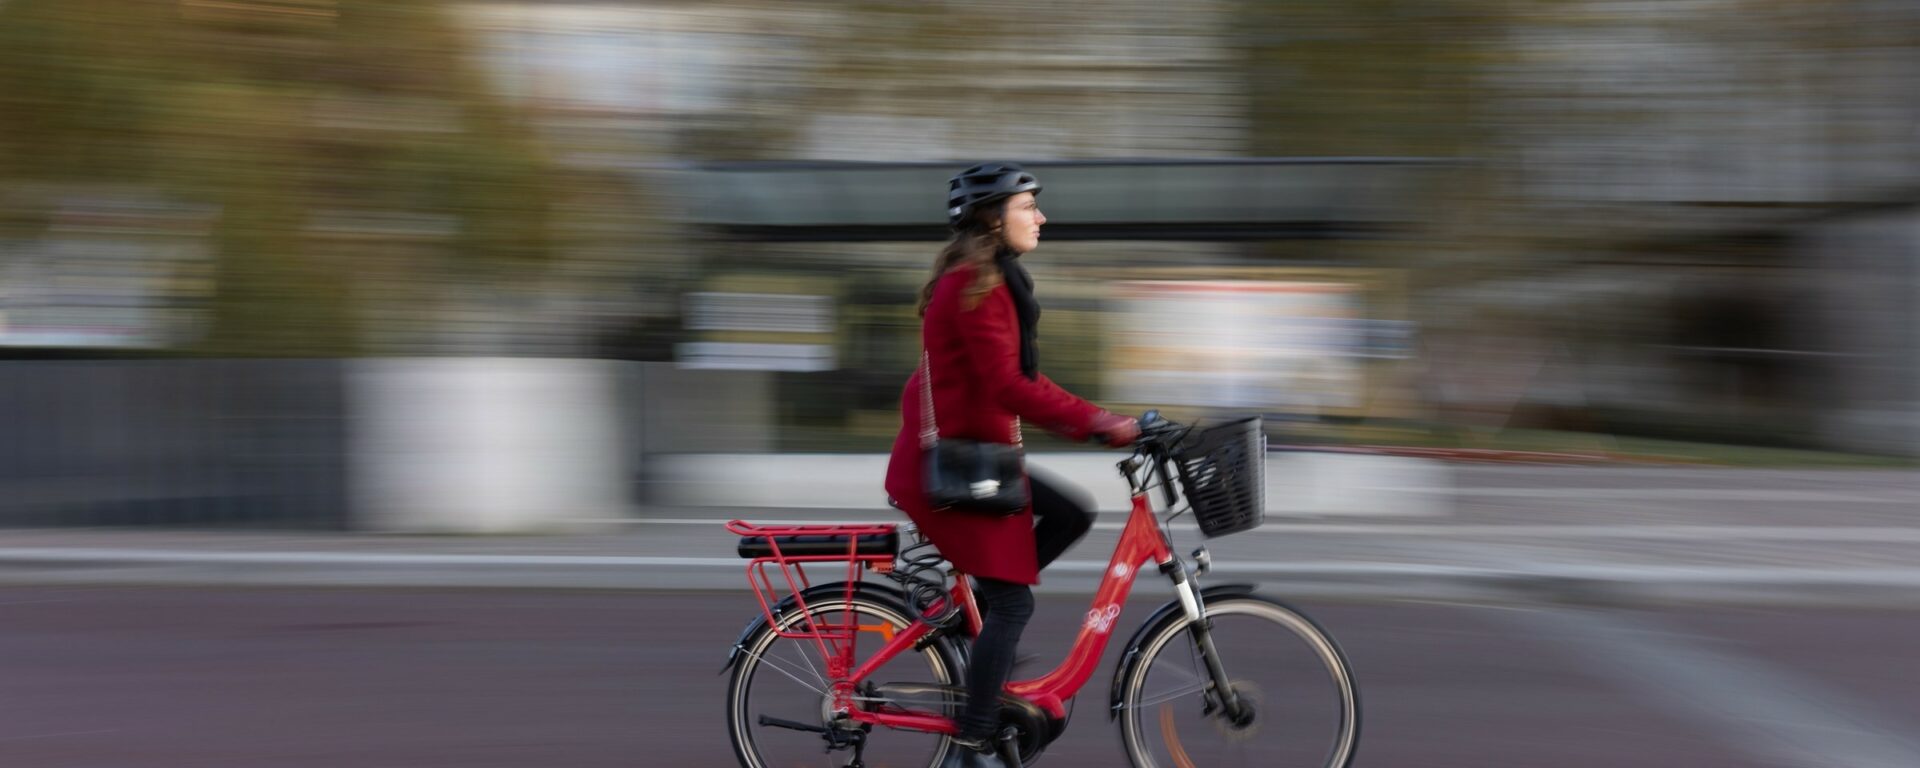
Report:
1239,0,1501,158
0,0,559,355
1235,0,1510,302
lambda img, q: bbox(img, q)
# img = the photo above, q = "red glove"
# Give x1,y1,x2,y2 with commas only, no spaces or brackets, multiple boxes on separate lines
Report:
1088,411,1140,448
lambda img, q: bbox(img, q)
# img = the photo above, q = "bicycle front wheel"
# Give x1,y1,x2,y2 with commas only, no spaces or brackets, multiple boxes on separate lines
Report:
1117,595,1360,768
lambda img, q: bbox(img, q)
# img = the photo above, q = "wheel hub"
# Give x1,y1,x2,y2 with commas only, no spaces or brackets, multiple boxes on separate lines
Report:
1212,681,1264,742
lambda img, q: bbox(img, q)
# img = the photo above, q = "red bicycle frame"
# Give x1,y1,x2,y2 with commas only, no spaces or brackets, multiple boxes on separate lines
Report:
817,488,1175,734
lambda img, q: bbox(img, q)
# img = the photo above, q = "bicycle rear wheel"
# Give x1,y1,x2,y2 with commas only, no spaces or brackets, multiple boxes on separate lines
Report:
726,590,960,768
1117,595,1360,768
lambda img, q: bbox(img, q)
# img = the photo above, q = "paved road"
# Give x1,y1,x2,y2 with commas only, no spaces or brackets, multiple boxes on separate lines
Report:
4,586,1919,767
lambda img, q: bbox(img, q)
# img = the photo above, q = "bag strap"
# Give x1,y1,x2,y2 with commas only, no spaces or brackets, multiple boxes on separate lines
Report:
919,350,938,450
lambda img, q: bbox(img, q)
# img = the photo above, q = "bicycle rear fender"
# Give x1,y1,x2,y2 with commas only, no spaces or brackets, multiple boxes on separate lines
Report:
1106,583,1259,720
720,580,913,674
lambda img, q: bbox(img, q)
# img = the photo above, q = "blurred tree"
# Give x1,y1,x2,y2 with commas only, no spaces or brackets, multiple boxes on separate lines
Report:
0,0,559,356
1235,0,1517,312
1240,0,1502,159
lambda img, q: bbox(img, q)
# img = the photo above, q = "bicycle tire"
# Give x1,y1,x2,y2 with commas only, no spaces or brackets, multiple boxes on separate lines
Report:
1116,594,1360,768
726,586,964,768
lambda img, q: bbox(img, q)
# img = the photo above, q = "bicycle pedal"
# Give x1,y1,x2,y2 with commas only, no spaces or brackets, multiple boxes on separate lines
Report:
993,727,1023,766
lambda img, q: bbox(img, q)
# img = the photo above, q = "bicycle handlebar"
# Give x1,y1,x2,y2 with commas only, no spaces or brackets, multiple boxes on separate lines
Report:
1087,409,1187,449
1132,409,1190,449
1112,410,1190,514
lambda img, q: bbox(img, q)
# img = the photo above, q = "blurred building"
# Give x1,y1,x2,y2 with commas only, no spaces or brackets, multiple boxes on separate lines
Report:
456,1,1452,451
2,0,1917,506
1460,0,1920,456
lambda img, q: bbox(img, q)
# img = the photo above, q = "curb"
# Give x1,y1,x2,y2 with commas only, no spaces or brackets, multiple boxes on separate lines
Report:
3,548,1919,608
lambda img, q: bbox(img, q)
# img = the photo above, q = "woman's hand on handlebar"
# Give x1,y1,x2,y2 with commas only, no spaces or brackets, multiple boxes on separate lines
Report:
1132,410,1188,445
1088,411,1141,448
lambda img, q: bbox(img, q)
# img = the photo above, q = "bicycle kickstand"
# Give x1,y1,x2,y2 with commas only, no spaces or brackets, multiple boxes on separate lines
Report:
758,715,868,766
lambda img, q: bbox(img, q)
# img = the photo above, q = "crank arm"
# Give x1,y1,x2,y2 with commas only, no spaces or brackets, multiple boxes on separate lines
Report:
758,715,830,734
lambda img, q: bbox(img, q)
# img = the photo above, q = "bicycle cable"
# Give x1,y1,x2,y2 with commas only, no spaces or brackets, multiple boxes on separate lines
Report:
892,536,962,629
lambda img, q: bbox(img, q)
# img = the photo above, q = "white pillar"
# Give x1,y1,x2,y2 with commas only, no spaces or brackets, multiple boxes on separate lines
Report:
349,358,627,533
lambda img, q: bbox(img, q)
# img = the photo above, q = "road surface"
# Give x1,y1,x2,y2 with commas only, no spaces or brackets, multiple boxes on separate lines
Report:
4,586,1919,767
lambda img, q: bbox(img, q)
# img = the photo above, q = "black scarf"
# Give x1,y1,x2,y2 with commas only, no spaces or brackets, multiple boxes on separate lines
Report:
996,249,1040,380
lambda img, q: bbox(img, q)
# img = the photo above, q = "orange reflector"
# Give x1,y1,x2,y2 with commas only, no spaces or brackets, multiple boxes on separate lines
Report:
1161,705,1197,768
856,623,897,642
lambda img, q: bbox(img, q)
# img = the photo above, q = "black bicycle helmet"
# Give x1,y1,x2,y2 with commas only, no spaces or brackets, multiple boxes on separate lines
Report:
946,162,1041,229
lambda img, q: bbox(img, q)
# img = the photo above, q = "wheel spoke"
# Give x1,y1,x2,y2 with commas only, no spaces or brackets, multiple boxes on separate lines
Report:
782,628,829,690
1125,633,1214,709
1130,680,1211,709
734,644,830,697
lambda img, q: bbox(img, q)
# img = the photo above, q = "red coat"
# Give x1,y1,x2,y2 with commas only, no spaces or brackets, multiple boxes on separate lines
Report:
884,263,1105,585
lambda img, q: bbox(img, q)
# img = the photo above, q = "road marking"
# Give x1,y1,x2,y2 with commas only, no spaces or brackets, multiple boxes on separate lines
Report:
637,485,1920,504
0,729,122,743
4,548,1920,586
0,549,741,567
1447,487,1915,501
609,518,1920,542
1509,609,1920,768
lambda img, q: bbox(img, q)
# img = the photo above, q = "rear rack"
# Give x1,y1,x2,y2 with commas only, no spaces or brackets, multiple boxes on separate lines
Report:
726,520,900,538
727,520,901,647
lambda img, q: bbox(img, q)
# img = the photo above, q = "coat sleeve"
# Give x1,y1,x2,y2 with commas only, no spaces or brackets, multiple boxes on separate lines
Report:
952,279,1105,440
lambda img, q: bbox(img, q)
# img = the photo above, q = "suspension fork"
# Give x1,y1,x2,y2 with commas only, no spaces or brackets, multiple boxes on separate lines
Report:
1136,444,1249,721
1163,555,1250,722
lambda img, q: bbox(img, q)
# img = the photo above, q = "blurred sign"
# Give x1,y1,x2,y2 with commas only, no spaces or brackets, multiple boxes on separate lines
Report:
1108,281,1372,413
683,292,833,333
677,342,835,372
466,6,742,114
678,291,836,371
0,198,214,349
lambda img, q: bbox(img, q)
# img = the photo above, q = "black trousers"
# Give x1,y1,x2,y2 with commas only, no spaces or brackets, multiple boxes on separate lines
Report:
956,473,1095,740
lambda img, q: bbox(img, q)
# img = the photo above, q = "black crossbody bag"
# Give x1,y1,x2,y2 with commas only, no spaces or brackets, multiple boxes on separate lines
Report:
919,351,1028,515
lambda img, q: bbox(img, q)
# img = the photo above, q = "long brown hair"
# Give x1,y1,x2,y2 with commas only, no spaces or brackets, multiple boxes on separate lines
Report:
916,207,1006,317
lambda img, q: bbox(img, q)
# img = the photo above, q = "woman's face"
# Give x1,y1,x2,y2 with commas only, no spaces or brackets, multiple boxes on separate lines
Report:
997,192,1046,254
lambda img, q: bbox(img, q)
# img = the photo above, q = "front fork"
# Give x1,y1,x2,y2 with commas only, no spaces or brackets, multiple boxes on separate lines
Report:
1164,552,1251,723
1130,449,1248,723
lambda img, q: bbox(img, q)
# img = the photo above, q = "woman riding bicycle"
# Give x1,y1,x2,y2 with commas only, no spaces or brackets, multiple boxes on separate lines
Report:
884,162,1140,767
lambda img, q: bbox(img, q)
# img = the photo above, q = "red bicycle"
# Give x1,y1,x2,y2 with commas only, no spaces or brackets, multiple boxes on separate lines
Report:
722,412,1360,767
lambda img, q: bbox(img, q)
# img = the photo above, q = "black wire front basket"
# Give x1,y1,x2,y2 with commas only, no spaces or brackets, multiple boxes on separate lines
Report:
1170,416,1267,538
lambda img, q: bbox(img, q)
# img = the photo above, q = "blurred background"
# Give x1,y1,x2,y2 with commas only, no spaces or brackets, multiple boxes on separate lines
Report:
4,3,1920,767
2,0,1914,529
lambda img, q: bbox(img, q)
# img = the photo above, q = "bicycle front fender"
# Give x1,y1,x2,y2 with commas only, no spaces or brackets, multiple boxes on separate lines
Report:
1106,583,1258,720
719,580,912,675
